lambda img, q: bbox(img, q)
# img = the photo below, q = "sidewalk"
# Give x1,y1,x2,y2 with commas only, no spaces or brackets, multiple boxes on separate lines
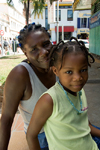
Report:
84,54,100,127
0,114,29,150
88,54,100,82
0,47,24,58
0,53,100,150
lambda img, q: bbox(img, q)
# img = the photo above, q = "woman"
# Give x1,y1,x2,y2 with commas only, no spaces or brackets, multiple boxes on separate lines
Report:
0,23,56,150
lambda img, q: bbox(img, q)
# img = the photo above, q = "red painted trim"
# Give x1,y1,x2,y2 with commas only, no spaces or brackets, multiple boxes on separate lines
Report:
55,26,74,32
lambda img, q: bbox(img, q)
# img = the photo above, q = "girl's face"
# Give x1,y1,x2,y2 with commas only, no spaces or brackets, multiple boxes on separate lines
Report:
53,52,88,94
23,31,52,71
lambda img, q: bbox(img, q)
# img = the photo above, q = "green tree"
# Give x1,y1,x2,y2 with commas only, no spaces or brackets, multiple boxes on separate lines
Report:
7,0,56,24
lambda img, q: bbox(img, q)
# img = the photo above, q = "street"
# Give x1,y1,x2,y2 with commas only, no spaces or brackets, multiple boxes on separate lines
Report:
84,83,100,127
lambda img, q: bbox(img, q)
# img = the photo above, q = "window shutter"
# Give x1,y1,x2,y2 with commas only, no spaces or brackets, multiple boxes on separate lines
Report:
77,18,80,28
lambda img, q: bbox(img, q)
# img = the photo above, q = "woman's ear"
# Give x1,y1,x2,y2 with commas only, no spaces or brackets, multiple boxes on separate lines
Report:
23,50,27,57
52,66,59,76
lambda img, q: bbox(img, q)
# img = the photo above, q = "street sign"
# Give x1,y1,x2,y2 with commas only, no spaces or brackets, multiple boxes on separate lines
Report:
0,30,4,36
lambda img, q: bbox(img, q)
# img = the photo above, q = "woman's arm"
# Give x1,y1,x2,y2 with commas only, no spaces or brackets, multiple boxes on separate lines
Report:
0,65,28,150
89,122,100,137
26,93,53,150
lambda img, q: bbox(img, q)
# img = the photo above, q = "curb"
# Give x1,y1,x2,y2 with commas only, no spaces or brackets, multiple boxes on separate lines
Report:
87,79,100,84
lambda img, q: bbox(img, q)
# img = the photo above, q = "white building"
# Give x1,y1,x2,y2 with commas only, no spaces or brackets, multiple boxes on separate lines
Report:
30,1,78,44
0,1,25,40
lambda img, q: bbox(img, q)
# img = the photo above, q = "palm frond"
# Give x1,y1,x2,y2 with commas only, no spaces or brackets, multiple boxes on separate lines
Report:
7,0,14,7
31,0,45,17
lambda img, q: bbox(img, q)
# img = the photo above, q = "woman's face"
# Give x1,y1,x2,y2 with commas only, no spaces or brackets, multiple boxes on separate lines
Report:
24,31,52,71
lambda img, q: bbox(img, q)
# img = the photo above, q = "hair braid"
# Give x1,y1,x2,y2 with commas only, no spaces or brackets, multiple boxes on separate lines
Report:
50,37,95,69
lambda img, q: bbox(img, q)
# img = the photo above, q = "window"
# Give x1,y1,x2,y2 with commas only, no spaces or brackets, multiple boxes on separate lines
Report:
5,27,7,32
64,32,72,40
58,6,72,9
59,32,72,41
45,7,48,18
80,18,87,28
67,10,73,21
45,7,50,30
55,10,61,21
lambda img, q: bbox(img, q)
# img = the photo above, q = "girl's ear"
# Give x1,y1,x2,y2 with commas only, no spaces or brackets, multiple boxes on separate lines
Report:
52,66,59,76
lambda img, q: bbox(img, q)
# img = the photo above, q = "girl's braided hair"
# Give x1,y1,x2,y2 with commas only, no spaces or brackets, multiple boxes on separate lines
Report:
18,22,51,50
50,37,95,70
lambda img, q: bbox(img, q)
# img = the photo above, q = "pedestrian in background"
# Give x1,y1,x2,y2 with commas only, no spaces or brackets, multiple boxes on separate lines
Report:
4,39,9,55
9,38,12,50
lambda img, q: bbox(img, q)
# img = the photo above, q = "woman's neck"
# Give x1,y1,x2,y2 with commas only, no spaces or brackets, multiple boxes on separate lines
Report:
30,63,50,74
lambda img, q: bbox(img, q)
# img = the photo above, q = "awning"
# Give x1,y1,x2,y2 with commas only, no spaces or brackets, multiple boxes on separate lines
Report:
55,26,74,32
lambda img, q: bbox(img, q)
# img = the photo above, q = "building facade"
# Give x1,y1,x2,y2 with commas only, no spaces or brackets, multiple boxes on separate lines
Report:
30,1,78,44
73,0,100,56
0,2,25,41
77,10,91,39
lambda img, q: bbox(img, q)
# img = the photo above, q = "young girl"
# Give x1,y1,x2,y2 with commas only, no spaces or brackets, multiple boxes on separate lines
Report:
26,37,100,150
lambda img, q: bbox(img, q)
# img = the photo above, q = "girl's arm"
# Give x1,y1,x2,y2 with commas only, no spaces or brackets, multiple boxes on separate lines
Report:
26,93,53,150
89,122,100,137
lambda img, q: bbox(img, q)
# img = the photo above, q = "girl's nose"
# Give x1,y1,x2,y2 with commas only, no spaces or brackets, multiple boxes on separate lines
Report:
73,73,83,81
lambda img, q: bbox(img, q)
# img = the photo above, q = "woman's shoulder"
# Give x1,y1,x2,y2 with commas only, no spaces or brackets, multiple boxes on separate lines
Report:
6,62,30,83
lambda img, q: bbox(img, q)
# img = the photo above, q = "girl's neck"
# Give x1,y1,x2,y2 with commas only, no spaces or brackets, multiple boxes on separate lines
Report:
59,82,77,96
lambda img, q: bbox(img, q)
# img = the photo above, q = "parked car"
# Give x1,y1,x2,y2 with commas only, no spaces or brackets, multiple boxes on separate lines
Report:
78,39,89,49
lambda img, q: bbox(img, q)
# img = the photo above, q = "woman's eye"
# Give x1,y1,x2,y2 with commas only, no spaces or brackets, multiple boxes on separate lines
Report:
81,69,87,72
43,41,51,47
32,47,37,51
66,71,72,74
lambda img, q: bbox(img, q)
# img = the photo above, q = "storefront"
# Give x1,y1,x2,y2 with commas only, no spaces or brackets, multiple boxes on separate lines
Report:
55,26,74,41
77,28,89,39
77,12,91,39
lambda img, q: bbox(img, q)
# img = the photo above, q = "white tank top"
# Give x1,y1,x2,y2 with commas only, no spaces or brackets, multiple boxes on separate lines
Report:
18,62,47,133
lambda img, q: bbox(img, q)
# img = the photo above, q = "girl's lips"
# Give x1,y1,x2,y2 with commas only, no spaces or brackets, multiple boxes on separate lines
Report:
72,84,83,89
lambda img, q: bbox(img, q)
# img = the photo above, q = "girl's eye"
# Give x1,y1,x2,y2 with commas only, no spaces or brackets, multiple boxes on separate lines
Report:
81,69,87,72
66,71,72,74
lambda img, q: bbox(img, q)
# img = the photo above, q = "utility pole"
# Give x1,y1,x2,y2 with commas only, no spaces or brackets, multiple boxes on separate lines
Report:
62,24,64,41
56,0,59,44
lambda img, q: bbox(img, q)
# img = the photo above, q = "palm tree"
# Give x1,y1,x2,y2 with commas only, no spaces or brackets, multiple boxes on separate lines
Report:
7,0,56,24
7,0,14,7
